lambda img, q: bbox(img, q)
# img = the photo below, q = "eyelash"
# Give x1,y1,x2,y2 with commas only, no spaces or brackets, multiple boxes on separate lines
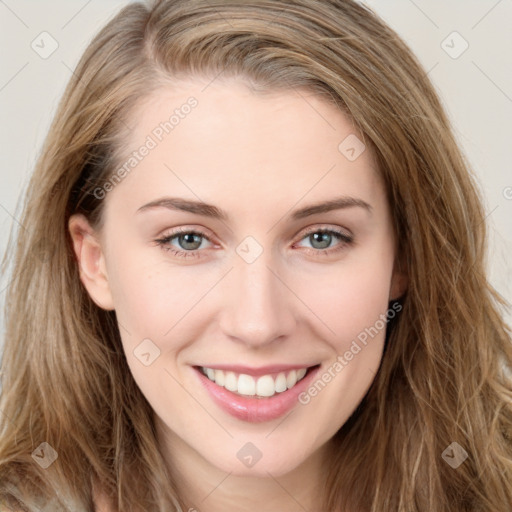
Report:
154,226,354,259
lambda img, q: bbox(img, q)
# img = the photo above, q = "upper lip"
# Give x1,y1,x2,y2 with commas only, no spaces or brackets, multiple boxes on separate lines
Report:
194,363,319,377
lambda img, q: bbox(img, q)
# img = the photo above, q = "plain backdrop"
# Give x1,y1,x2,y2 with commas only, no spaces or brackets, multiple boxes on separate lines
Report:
1,0,511,357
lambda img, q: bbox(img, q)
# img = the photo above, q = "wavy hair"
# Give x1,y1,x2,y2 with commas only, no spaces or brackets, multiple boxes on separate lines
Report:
1,0,511,510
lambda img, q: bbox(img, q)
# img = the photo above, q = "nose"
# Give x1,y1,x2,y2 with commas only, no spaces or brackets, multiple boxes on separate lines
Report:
217,248,297,349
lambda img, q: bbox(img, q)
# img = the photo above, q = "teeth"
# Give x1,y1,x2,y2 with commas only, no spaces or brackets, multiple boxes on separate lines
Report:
224,371,238,392
238,374,256,396
201,366,310,397
286,370,297,389
275,373,287,392
214,369,225,387
256,375,275,397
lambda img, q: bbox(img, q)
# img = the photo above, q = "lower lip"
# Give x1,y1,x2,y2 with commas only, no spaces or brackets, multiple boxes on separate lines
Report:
193,365,321,423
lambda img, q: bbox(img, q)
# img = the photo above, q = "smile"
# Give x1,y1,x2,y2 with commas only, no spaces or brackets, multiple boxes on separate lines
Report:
200,366,309,398
193,364,321,423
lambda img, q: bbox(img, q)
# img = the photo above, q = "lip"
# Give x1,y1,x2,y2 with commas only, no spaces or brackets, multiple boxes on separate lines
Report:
193,364,321,423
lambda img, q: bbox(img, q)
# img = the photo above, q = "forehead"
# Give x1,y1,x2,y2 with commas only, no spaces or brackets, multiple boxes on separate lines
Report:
106,77,385,220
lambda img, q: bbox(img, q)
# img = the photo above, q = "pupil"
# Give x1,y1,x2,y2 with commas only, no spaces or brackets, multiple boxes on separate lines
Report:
180,233,201,250
312,232,331,249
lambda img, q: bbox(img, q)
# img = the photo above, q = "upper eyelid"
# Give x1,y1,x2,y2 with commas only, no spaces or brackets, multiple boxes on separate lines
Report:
158,225,352,247
159,223,351,237
300,224,351,235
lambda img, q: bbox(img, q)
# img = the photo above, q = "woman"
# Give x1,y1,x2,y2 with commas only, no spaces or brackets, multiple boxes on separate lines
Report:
1,0,511,510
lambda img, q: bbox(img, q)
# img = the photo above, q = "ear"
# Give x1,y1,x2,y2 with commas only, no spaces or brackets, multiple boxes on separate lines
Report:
389,257,408,301
68,214,115,311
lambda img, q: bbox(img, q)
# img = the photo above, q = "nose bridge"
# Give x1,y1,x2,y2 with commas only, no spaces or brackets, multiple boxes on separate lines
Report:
218,244,296,347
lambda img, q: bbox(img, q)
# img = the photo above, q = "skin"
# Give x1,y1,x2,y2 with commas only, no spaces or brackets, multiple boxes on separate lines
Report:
69,77,407,512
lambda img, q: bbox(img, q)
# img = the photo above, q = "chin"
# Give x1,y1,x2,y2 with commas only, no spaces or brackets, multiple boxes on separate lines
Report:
206,442,317,478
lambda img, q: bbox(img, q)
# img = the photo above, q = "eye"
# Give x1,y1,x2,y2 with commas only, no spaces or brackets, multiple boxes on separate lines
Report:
295,227,353,256
155,225,354,259
154,227,213,259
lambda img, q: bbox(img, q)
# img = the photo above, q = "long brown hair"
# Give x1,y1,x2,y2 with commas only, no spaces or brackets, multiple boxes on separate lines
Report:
1,1,511,510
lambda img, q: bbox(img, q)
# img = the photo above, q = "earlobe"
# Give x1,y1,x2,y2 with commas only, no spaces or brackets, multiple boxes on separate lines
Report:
68,214,115,311
390,259,408,301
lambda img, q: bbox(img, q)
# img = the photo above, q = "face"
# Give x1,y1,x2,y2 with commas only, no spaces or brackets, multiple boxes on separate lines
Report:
69,77,406,479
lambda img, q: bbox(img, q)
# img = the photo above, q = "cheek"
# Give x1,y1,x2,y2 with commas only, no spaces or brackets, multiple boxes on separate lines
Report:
106,248,204,337
296,246,395,351
292,250,394,429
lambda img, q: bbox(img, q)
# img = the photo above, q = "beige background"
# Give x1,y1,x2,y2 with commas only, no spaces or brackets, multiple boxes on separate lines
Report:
1,0,511,354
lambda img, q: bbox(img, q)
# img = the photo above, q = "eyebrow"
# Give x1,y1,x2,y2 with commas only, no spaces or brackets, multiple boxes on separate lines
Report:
136,195,372,220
